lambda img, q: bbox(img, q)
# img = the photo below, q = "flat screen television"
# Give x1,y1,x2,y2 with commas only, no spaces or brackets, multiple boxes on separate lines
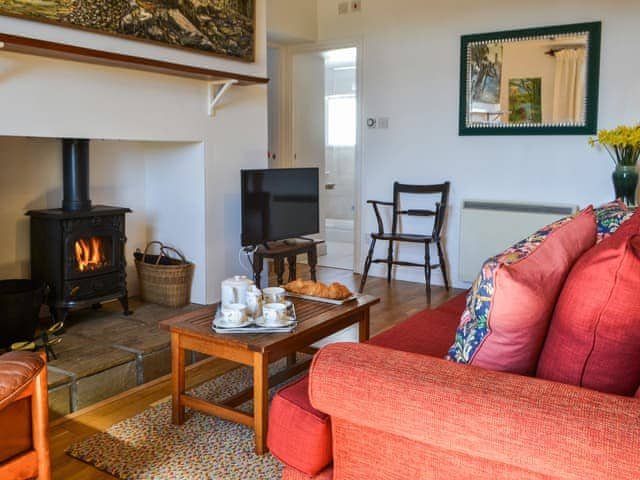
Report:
241,168,319,246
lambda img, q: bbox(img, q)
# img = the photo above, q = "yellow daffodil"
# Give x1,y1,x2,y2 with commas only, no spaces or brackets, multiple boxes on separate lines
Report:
589,124,640,166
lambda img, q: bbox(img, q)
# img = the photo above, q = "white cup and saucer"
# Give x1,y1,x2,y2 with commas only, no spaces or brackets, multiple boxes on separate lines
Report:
259,302,290,327
263,287,286,304
217,303,250,328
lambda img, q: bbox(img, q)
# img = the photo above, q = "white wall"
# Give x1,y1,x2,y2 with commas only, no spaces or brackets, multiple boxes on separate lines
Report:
268,0,318,44
143,142,206,302
317,0,640,288
0,137,64,279
0,1,269,303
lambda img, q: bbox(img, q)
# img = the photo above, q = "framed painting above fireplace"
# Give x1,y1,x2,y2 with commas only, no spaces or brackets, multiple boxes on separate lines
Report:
0,0,255,62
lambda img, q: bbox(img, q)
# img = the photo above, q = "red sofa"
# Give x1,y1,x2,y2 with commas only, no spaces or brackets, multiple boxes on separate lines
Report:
268,293,640,479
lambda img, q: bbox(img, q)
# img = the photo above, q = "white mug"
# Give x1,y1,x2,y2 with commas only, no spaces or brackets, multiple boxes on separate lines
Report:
263,287,286,304
262,303,287,326
221,303,247,325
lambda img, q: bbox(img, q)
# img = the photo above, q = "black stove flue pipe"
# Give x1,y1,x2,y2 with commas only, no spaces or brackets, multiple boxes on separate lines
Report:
62,138,92,212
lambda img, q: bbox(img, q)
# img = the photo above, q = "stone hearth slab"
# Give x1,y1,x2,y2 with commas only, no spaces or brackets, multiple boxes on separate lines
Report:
64,315,169,354
47,366,72,389
47,366,73,420
124,302,203,327
48,333,136,379
41,299,207,416
75,361,137,410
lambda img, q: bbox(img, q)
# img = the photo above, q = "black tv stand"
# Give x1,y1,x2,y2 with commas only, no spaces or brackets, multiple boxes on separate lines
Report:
251,239,325,288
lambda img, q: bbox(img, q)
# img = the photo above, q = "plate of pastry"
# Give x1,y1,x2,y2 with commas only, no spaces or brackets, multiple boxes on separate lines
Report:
282,279,358,305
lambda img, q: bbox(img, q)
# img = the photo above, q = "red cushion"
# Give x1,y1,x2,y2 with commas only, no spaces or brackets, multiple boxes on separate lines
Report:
267,376,331,476
448,207,597,375
282,465,333,480
268,294,466,474
537,210,640,396
369,294,465,357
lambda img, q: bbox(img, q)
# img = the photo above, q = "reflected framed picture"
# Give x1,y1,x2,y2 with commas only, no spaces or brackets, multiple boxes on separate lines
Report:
0,1,256,62
470,43,503,105
509,78,542,124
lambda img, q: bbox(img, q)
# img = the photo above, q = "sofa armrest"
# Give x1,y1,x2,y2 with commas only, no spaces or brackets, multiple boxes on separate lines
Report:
309,343,640,479
0,351,45,410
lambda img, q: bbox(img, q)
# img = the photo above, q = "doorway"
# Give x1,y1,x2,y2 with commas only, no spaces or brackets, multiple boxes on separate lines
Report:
290,46,359,271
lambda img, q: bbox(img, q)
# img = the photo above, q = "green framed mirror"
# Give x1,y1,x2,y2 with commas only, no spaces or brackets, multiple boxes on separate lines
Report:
459,22,601,136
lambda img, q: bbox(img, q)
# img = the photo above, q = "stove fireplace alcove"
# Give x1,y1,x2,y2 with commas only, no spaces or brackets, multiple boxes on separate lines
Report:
26,139,132,324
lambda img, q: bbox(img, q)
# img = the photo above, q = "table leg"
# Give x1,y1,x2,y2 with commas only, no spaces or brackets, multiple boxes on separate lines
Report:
286,352,297,367
308,246,318,281
287,255,297,282
171,332,186,425
253,352,269,455
275,258,285,286
358,309,370,343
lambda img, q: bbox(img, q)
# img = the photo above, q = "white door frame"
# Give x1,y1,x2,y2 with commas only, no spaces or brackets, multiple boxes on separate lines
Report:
284,38,364,273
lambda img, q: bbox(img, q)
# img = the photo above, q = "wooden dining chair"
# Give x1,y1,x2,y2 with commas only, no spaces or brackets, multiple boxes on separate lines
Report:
359,182,450,303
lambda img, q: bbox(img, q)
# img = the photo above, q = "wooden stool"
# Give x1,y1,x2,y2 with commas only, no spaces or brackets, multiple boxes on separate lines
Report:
252,240,324,288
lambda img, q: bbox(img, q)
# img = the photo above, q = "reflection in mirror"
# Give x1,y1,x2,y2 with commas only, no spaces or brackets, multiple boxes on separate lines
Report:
460,22,600,135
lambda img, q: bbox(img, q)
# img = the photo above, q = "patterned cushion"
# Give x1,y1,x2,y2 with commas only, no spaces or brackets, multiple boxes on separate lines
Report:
447,207,596,375
267,376,332,476
537,210,640,396
594,200,633,242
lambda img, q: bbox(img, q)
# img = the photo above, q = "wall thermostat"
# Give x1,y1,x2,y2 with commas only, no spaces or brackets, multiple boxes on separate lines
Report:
367,118,377,128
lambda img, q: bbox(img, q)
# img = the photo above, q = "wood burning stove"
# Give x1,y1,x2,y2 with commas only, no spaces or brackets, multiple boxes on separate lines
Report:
27,139,132,323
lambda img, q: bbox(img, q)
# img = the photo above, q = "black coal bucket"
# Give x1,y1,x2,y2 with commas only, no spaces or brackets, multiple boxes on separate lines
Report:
0,280,48,349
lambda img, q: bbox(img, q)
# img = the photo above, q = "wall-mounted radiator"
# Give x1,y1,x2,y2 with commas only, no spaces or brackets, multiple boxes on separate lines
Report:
459,200,578,283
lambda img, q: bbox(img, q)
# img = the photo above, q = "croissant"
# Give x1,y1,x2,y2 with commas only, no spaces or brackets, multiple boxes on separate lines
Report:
283,280,352,300
327,282,352,300
283,279,307,292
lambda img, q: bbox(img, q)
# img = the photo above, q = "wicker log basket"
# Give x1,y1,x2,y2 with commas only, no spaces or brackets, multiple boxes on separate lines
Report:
134,241,195,308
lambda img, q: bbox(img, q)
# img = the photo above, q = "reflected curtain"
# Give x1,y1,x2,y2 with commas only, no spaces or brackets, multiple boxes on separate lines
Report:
552,48,586,123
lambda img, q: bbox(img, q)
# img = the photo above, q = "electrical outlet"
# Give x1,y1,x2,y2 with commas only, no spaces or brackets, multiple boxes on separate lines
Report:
351,0,362,12
338,1,349,15
378,117,390,129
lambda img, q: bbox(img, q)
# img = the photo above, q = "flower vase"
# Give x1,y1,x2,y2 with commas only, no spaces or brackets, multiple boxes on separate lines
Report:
612,165,639,206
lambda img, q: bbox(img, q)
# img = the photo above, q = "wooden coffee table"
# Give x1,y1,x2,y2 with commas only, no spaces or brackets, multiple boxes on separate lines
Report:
159,294,379,455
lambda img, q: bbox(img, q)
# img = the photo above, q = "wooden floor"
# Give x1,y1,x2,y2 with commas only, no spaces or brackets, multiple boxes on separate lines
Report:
49,266,463,479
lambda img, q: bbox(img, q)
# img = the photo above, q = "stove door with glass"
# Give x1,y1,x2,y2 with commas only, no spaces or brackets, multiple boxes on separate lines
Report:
27,206,131,322
62,215,125,304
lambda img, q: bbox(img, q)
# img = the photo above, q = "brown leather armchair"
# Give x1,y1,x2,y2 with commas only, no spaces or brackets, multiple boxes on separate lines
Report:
0,351,50,480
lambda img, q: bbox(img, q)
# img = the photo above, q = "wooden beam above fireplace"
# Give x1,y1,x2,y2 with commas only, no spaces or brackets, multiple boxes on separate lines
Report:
0,32,269,86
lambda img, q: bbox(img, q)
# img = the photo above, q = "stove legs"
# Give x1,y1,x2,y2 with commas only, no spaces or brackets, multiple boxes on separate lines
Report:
119,295,133,316
49,296,132,324
52,307,68,326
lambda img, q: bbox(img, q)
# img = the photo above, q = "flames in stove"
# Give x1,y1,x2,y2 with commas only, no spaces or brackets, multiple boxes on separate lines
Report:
74,237,107,272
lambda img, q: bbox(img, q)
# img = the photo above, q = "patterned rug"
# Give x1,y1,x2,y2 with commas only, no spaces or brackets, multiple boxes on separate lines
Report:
67,362,301,480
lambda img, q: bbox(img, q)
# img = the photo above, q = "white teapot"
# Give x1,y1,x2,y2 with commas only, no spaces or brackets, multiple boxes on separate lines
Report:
221,275,254,306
